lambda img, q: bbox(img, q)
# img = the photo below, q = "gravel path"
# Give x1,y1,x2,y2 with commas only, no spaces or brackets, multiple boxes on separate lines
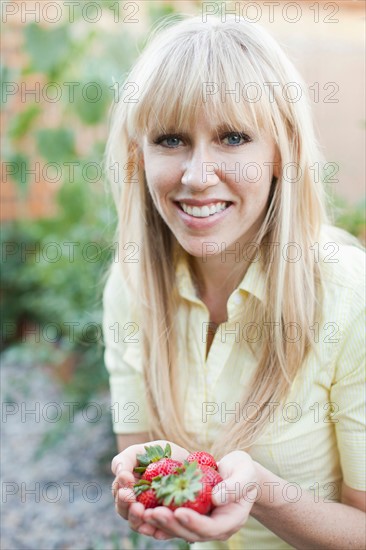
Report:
1,345,186,550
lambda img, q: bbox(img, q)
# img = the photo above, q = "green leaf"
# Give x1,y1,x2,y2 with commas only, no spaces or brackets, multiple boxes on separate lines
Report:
6,152,29,194
155,462,203,506
133,479,151,497
135,443,172,471
36,128,75,163
72,79,112,125
23,24,70,75
9,105,41,140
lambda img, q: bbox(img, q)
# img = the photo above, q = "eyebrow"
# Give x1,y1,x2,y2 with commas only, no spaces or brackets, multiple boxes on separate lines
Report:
148,123,251,137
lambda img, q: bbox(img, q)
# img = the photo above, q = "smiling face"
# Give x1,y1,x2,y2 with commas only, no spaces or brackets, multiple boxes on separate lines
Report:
140,111,279,259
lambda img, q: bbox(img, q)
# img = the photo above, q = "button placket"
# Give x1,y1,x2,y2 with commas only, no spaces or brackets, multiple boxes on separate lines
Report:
205,328,238,390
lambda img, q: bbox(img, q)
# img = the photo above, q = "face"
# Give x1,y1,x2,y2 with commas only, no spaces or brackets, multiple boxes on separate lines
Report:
140,111,279,259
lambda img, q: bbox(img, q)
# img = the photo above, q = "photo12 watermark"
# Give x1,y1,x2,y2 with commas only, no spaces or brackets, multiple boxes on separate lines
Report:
201,2,342,24
1,400,141,425
2,481,103,503
201,400,340,424
200,240,340,264
202,80,340,104
1,240,140,264
1,1,140,24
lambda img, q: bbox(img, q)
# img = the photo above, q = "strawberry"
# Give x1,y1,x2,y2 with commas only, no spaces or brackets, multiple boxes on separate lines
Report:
136,488,159,508
134,443,172,475
182,485,212,514
186,451,218,470
133,479,160,509
142,458,183,481
153,462,213,515
199,465,223,488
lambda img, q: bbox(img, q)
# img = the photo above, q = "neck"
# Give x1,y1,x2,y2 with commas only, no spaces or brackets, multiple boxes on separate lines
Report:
188,248,252,301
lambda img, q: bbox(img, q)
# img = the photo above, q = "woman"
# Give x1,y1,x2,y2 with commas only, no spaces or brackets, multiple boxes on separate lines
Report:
102,14,365,549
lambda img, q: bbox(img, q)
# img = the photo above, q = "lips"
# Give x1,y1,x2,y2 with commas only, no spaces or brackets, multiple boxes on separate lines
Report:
174,199,233,207
178,201,230,218
173,200,234,229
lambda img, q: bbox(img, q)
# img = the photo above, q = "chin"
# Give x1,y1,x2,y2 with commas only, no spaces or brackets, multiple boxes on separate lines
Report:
179,238,222,260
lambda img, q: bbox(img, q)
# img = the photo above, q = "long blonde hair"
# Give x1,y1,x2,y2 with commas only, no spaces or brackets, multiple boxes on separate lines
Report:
104,14,362,457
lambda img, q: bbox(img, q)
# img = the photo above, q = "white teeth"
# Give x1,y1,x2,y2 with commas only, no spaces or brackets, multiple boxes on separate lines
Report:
180,202,230,218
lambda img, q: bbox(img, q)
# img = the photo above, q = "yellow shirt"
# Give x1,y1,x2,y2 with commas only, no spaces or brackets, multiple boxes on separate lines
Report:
102,241,365,550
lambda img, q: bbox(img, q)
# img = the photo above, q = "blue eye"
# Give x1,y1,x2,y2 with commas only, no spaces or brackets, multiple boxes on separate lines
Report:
222,132,251,146
154,135,183,148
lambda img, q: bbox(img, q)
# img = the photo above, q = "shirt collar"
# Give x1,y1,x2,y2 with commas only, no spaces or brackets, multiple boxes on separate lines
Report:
238,259,266,302
175,255,266,304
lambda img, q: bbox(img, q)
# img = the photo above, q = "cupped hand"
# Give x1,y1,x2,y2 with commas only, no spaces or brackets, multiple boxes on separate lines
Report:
111,440,189,537
141,450,259,542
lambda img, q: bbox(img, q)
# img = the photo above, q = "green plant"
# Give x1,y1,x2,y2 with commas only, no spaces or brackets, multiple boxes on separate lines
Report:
331,196,366,243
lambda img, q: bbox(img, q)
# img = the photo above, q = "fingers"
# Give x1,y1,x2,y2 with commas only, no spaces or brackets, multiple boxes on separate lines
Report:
135,507,174,540
114,485,136,520
144,507,197,542
216,450,251,478
127,502,146,531
173,502,249,541
111,444,142,476
213,451,257,507
111,440,189,477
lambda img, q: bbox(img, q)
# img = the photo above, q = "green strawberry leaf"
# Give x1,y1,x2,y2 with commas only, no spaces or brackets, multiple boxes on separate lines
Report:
133,479,151,497
134,443,172,473
155,462,203,506
133,466,148,474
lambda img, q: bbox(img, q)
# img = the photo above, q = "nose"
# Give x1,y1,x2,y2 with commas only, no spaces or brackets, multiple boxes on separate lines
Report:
181,145,220,190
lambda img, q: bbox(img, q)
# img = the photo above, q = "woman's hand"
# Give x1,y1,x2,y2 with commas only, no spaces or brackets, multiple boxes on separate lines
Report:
142,450,259,543
111,440,189,537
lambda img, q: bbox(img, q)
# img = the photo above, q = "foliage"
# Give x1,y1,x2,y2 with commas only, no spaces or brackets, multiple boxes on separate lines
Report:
1,2,180,407
332,196,366,243
1,181,115,409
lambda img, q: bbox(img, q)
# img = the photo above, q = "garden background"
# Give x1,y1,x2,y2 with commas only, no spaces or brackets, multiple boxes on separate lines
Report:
1,1,365,549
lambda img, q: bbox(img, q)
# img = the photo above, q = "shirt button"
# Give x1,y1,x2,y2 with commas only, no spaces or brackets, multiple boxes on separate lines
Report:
233,294,243,305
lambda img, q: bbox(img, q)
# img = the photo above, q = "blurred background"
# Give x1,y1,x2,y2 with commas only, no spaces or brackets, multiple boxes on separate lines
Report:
1,1,365,549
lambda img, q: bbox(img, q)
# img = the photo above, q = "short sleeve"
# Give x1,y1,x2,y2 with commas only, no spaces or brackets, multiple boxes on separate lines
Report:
102,262,149,434
330,281,366,491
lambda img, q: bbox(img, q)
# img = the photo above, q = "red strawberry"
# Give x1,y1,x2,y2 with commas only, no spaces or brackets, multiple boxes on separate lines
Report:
182,485,212,514
133,480,160,509
153,462,213,515
137,488,159,508
134,443,172,475
186,451,217,470
142,458,183,481
199,465,223,488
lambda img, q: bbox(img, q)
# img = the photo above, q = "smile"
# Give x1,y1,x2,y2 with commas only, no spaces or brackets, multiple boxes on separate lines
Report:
178,201,232,218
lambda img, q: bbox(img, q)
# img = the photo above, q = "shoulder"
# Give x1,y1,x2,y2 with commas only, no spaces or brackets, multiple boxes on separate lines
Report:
316,227,365,361
318,225,365,301
102,261,132,317
103,261,124,301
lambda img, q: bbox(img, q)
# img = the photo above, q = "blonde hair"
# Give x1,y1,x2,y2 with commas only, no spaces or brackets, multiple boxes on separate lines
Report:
104,14,362,457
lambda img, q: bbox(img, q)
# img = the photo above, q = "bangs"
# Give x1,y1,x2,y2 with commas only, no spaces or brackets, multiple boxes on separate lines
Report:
128,25,274,140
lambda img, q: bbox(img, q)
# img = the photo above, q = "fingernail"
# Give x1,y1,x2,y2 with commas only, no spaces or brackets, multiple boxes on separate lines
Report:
116,463,123,475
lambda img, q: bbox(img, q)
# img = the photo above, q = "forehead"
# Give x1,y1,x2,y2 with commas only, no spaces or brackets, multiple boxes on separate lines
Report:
135,95,268,142
129,31,273,141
